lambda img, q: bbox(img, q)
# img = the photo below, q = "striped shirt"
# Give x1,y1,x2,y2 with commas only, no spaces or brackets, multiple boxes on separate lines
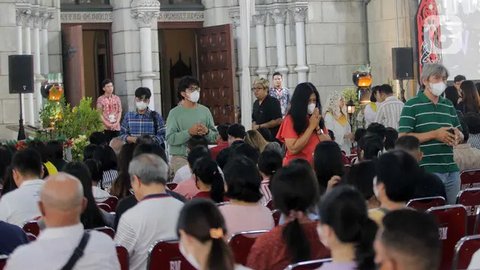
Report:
398,91,461,173
259,178,272,206
374,96,404,130
120,109,166,146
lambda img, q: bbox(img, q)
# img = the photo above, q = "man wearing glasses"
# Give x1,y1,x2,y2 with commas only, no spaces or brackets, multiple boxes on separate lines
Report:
166,76,218,173
120,87,166,146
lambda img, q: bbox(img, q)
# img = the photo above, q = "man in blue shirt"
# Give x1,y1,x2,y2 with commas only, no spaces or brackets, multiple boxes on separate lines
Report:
120,87,166,146
0,221,28,255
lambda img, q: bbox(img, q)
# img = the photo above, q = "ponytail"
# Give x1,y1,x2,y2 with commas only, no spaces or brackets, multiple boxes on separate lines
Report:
210,168,225,203
282,218,311,263
207,238,235,270
193,158,225,203
355,218,377,270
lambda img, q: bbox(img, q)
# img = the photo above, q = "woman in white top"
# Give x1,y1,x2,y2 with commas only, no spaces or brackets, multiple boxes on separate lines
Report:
364,86,380,127
324,92,353,154
177,199,252,270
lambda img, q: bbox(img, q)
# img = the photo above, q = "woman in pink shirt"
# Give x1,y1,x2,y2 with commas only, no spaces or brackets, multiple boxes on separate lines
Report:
97,79,122,143
219,156,274,239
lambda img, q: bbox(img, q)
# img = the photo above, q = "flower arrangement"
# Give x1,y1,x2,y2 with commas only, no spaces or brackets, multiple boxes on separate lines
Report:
70,135,89,161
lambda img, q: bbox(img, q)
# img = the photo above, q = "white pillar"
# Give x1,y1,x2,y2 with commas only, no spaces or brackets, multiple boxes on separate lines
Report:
24,13,35,127
293,6,309,83
32,6,43,126
239,0,253,129
272,8,288,86
253,13,268,79
16,8,25,125
131,0,160,111
40,10,52,75
231,16,242,78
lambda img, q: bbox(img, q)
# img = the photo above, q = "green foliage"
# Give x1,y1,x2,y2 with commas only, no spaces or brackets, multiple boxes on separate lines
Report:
57,97,103,139
39,97,66,129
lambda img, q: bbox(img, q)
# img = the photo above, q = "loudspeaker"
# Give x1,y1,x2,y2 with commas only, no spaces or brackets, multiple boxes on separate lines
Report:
9,55,34,94
392,47,414,80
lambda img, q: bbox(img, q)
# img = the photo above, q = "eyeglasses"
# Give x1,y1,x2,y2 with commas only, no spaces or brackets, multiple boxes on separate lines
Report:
186,87,201,92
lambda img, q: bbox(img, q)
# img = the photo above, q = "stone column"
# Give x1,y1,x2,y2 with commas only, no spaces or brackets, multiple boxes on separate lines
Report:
271,8,288,86
253,13,268,79
40,9,53,75
231,15,242,78
32,5,43,126
23,7,35,126
293,6,308,83
16,7,26,124
131,0,160,111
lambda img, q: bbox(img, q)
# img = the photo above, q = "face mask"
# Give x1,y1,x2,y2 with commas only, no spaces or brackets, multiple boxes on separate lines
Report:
136,101,148,110
307,103,316,115
188,91,200,103
430,82,447,96
179,240,201,269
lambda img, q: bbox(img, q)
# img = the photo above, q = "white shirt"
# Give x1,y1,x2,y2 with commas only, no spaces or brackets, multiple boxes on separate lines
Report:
0,179,44,226
324,112,352,154
92,186,111,203
173,165,192,184
115,194,184,270
468,249,480,269
374,96,404,130
364,102,378,127
5,223,120,270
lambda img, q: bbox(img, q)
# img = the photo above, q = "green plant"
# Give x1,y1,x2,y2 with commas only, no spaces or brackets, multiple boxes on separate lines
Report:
56,97,103,139
39,97,66,129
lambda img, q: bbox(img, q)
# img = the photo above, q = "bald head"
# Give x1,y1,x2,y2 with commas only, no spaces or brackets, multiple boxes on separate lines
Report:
41,173,84,212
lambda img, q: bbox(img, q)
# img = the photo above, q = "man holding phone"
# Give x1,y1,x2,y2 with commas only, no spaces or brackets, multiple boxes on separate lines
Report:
398,64,463,205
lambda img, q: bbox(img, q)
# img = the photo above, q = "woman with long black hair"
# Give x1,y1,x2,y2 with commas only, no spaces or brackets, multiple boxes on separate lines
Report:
276,82,331,165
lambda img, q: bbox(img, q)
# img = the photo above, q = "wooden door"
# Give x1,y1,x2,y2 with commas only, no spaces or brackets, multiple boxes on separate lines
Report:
197,24,236,124
62,25,85,107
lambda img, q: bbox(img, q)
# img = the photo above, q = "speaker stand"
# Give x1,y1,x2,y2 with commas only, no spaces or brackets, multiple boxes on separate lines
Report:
399,79,407,103
17,93,26,141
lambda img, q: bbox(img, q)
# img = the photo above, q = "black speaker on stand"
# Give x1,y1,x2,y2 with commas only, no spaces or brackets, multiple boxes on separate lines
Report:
8,55,34,141
392,47,414,103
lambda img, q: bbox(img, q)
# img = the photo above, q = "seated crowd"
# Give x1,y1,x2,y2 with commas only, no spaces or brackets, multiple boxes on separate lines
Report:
1,68,480,270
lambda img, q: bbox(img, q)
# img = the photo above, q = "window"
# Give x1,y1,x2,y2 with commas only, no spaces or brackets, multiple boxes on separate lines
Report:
61,0,111,11
159,0,203,11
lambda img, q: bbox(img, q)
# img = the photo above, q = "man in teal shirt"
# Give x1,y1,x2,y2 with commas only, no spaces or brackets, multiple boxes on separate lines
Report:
166,76,218,173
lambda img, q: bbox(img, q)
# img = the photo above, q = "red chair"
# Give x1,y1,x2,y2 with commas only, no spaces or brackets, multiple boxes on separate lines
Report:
116,245,129,270
266,200,274,211
475,207,480,235
272,209,281,226
228,230,268,265
97,202,112,212
452,235,480,270
460,169,480,190
26,232,37,242
22,220,40,237
456,188,480,235
147,240,195,270
93,226,115,239
406,196,446,211
427,205,467,270
284,258,333,270
166,183,178,190
0,255,7,270
101,196,118,211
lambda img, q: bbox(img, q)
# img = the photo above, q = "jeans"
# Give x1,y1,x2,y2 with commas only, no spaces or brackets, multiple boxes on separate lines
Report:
434,171,460,205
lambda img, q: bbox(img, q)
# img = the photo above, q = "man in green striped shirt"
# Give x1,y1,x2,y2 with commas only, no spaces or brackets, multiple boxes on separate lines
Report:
398,64,463,204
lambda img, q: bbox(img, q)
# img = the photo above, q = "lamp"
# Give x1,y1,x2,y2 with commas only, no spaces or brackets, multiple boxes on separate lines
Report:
346,99,355,128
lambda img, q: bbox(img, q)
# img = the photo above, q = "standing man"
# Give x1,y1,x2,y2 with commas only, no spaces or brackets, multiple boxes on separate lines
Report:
120,87,165,146
269,72,290,117
166,76,217,173
97,79,122,143
252,78,282,140
453,74,466,102
398,64,463,205
374,84,404,130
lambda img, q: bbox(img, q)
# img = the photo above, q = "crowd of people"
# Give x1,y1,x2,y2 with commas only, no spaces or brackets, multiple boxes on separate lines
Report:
0,63,480,270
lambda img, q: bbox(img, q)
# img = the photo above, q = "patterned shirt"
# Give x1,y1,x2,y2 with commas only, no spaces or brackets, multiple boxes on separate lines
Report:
97,94,122,131
398,91,461,173
468,133,480,150
120,109,166,146
269,87,290,117
374,95,404,130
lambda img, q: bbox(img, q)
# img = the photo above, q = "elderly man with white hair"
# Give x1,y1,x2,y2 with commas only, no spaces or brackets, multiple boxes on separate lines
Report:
5,173,120,270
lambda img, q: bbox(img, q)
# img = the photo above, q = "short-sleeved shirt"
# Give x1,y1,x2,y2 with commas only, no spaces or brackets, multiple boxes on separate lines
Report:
276,115,327,165
398,91,461,173
253,95,283,139
97,94,122,131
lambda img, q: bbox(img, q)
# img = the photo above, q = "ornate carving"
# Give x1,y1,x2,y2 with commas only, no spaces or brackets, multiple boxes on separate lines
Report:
41,8,55,29
157,11,204,22
292,6,307,23
61,12,113,23
16,3,31,27
253,13,267,26
31,5,43,29
131,0,161,28
271,8,287,24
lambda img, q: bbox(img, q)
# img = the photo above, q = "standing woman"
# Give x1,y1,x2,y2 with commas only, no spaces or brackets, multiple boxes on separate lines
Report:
324,91,353,155
458,80,480,114
276,82,331,165
364,86,379,128
251,77,283,141
97,79,122,143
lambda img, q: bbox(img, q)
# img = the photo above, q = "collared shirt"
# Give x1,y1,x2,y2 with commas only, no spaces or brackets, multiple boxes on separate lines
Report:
399,91,461,173
374,95,404,129
5,223,120,270
269,87,290,116
97,94,122,131
119,109,166,145
115,195,184,270
0,179,44,226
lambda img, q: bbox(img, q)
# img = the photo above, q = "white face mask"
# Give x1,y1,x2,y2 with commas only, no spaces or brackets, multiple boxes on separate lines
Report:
135,101,148,110
188,91,200,103
429,82,447,97
307,103,316,115
179,240,201,269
